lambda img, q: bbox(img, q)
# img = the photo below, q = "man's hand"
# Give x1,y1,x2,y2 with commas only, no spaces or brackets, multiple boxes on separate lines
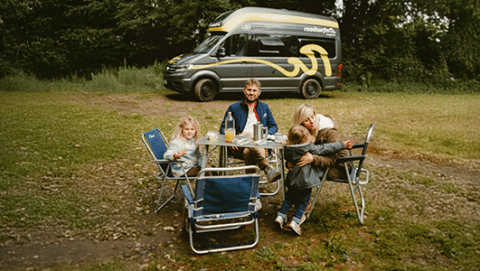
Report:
297,152,313,167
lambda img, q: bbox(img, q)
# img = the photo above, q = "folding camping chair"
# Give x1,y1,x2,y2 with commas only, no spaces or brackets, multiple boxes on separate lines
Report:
142,128,195,213
222,146,281,196
181,165,261,254
306,123,375,224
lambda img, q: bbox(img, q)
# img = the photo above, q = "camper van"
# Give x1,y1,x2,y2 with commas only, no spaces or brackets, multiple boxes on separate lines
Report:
163,7,342,102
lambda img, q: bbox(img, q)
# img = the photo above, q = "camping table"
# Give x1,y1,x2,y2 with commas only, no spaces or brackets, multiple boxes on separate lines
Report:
197,135,286,199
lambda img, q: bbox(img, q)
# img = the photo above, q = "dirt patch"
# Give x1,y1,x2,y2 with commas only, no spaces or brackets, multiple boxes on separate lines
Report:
2,93,479,270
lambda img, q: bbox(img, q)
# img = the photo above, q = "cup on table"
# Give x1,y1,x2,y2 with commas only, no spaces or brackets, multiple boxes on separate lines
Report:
207,131,218,142
274,132,284,143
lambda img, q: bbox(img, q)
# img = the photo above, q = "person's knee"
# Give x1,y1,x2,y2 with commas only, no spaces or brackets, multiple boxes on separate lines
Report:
243,148,251,158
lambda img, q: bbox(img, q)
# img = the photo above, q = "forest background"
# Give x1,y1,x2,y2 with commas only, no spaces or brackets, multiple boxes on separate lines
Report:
1,0,479,87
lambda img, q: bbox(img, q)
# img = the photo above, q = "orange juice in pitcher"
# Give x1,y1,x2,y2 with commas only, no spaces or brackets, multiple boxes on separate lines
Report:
225,129,235,142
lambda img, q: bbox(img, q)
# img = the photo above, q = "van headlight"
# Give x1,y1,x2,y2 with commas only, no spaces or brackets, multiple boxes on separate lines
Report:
175,64,191,73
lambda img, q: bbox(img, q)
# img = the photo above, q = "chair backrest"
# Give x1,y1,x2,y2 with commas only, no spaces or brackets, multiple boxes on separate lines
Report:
142,128,168,160
356,123,375,177
361,123,375,156
142,128,171,174
193,174,260,217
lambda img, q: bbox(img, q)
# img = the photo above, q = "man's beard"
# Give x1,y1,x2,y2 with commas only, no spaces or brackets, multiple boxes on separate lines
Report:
245,95,258,104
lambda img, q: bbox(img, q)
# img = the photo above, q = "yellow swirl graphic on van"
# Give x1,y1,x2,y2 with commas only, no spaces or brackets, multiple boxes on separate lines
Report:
190,44,332,77
168,54,183,64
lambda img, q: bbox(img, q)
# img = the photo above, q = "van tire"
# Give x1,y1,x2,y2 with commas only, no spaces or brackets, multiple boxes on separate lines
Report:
194,79,217,102
301,78,322,99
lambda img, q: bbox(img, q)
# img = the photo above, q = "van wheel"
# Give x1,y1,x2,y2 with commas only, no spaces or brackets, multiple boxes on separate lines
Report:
194,79,216,102
301,78,322,99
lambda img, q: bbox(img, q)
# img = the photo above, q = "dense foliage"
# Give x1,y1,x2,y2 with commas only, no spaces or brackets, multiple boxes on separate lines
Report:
1,0,479,83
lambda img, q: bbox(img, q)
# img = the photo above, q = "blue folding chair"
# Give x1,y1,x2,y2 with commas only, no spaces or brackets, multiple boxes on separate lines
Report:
142,128,194,213
306,123,375,224
181,166,261,254
222,147,282,196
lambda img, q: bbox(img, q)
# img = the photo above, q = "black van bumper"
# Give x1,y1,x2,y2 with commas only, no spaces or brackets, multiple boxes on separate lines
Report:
163,77,193,93
324,77,342,91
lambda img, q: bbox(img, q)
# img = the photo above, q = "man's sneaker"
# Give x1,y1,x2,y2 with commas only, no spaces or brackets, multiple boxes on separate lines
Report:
289,221,302,236
264,165,281,183
275,216,285,230
255,199,262,211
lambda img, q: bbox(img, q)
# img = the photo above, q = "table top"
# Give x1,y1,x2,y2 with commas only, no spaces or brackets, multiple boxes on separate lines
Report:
197,135,285,150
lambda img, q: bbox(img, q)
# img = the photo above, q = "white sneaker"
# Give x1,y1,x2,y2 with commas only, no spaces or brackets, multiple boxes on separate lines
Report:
255,199,262,211
275,216,285,230
299,214,307,225
289,221,302,236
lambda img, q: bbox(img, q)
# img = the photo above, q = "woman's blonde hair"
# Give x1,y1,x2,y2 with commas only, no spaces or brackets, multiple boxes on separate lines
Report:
292,104,319,137
171,116,200,142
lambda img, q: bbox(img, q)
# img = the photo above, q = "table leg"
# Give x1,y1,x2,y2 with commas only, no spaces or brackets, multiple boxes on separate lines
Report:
201,145,209,169
279,148,286,201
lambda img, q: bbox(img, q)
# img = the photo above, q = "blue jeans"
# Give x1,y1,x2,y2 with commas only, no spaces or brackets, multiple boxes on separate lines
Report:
278,187,312,224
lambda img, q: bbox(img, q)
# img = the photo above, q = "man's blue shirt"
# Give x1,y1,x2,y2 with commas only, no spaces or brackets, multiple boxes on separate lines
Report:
219,99,278,135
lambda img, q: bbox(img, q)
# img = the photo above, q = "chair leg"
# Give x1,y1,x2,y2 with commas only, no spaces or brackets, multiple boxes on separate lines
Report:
259,179,281,196
306,178,327,219
189,217,260,254
155,178,180,213
305,168,329,219
346,168,365,224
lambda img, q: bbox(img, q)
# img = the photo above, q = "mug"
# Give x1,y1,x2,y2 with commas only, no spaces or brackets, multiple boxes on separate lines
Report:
253,123,267,141
274,132,284,143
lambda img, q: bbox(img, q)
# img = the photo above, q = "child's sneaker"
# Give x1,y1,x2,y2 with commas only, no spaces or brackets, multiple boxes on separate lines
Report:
289,221,302,236
299,214,306,225
255,199,262,211
275,216,285,230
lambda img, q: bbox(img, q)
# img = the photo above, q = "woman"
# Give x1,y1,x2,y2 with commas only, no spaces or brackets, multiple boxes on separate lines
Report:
291,104,351,180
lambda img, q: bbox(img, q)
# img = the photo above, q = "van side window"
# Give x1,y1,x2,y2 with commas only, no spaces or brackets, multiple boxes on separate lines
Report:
299,38,336,59
248,34,298,57
221,34,248,56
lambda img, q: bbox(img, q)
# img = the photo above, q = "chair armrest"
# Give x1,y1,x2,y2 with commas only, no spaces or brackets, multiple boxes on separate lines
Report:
154,158,170,164
181,185,194,204
351,143,365,149
155,158,186,163
335,155,365,163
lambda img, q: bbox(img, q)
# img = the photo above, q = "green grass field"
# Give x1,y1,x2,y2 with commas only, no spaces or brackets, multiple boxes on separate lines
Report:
1,72,480,270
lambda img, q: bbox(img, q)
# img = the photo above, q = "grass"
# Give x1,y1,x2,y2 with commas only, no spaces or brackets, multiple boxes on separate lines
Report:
0,92,158,230
1,70,480,270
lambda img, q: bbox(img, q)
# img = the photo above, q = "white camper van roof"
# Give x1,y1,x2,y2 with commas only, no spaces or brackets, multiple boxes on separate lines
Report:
208,7,339,33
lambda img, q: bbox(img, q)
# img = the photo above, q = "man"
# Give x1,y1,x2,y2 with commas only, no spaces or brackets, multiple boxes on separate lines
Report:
219,78,281,183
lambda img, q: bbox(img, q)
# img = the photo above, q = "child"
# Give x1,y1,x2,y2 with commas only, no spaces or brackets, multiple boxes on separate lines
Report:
164,116,204,177
275,125,353,235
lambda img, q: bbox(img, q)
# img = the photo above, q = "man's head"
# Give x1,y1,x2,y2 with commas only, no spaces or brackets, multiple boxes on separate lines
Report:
243,78,261,104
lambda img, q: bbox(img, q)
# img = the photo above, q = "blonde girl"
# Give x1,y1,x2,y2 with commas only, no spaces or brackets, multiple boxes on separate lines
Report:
164,116,203,176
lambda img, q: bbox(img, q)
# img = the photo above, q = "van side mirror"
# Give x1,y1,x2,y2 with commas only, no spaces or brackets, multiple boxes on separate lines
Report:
217,47,225,57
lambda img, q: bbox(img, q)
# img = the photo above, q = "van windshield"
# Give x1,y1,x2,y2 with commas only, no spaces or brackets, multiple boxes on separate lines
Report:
193,34,225,54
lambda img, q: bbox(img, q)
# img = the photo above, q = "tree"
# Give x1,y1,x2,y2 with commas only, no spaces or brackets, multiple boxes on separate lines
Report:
440,0,480,79
165,0,240,57
116,0,171,66
0,0,126,78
